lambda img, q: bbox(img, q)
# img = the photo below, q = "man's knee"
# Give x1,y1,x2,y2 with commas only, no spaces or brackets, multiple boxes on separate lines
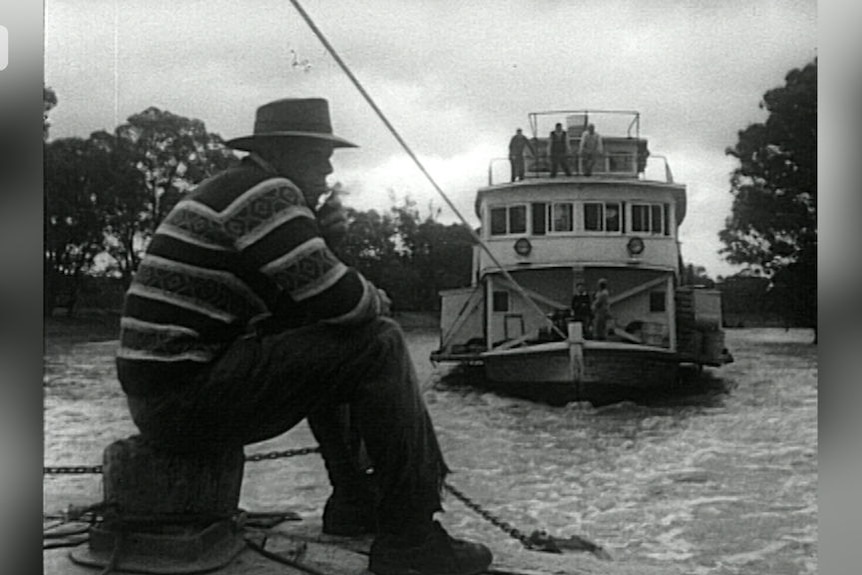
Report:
323,317,408,361
344,317,413,380
366,316,407,351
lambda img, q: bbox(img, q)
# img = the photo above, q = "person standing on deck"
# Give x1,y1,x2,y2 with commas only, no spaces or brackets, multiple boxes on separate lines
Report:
571,282,593,338
508,128,534,182
578,123,603,176
592,278,611,340
548,122,571,177
115,98,492,575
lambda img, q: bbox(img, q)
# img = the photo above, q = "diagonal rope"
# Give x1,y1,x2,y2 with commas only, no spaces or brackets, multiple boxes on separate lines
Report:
286,0,564,340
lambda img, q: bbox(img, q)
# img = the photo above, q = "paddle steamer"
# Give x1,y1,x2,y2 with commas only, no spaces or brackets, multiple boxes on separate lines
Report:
431,110,732,403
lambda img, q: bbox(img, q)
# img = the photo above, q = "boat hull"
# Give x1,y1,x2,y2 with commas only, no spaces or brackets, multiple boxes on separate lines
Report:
480,341,680,404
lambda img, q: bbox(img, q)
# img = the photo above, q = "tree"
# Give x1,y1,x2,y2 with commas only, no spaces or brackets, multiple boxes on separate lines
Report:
87,130,151,285
720,59,816,340
718,271,774,328
43,85,60,313
391,198,474,310
44,101,238,313
680,263,715,288
44,137,120,314
44,86,57,141
335,207,399,286
769,250,817,337
99,107,237,283
115,107,237,232
334,198,474,311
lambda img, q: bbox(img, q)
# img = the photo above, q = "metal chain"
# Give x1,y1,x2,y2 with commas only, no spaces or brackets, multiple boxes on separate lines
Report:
44,446,322,475
244,446,321,462
44,446,567,553
43,465,103,475
443,482,536,549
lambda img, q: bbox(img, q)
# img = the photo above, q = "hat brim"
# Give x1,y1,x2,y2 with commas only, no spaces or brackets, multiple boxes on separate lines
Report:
225,131,358,151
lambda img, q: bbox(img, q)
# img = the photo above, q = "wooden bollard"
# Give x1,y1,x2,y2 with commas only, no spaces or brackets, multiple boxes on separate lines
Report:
102,435,244,519
71,436,247,572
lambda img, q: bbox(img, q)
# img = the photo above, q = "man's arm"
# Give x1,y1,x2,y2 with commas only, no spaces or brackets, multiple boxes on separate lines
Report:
227,176,383,326
316,192,350,247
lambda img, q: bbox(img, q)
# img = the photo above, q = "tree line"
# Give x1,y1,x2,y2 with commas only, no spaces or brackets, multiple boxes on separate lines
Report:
43,89,473,316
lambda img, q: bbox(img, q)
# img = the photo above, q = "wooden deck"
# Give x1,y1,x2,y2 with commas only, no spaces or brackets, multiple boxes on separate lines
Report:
44,516,683,575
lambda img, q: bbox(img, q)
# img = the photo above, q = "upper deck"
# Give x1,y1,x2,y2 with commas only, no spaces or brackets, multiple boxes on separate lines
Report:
491,109,676,186
474,110,686,275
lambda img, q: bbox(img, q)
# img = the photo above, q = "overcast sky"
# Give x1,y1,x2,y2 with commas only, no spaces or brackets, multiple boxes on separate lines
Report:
45,0,817,278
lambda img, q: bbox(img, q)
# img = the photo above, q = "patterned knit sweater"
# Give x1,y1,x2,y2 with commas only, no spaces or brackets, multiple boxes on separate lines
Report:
116,157,382,396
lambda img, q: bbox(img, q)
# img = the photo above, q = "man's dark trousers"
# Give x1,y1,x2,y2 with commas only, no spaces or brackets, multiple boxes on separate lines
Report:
126,317,449,533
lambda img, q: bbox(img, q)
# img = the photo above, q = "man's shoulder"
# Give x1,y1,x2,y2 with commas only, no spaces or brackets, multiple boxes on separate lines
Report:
190,161,300,211
194,161,268,192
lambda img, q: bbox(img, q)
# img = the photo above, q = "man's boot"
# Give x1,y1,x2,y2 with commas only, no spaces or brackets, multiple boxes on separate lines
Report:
369,520,492,575
321,467,379,536
309,404,379,536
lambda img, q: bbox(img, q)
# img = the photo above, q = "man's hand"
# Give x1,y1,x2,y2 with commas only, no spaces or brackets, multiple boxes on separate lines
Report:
377,288,392,317
317,195,349,247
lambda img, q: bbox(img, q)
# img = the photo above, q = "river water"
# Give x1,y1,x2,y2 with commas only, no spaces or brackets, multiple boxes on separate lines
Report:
43,326,817,574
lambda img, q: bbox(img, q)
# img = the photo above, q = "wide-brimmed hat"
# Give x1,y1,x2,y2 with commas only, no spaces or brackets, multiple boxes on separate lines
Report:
225,98,358,151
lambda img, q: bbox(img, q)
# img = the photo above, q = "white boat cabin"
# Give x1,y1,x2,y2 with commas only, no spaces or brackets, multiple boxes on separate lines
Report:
438,110,696,359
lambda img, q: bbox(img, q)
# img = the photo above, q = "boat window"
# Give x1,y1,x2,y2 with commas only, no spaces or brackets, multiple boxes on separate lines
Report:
492,291,509,312
631,204,649,233
489,205,527,236
551,203,573,232
584,201,622,233
650,291,666,312
584,202,603,231
605,202,621,232
531,202,547,236
509,205,527,234
631,203,668,235
651,205,663,234
490,207,507,236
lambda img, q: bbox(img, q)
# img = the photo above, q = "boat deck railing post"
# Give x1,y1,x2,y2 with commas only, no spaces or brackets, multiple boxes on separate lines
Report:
567,321,585,395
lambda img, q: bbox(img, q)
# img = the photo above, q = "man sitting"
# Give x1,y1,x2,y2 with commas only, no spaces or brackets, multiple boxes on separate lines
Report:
116,97,492,575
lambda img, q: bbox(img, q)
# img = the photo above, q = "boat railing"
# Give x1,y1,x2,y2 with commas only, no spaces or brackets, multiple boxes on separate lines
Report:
488,152,675,185
527,109,641,140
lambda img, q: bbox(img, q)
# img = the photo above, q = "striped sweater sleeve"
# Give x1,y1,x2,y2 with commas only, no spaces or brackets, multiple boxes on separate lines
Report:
222,176,381,326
